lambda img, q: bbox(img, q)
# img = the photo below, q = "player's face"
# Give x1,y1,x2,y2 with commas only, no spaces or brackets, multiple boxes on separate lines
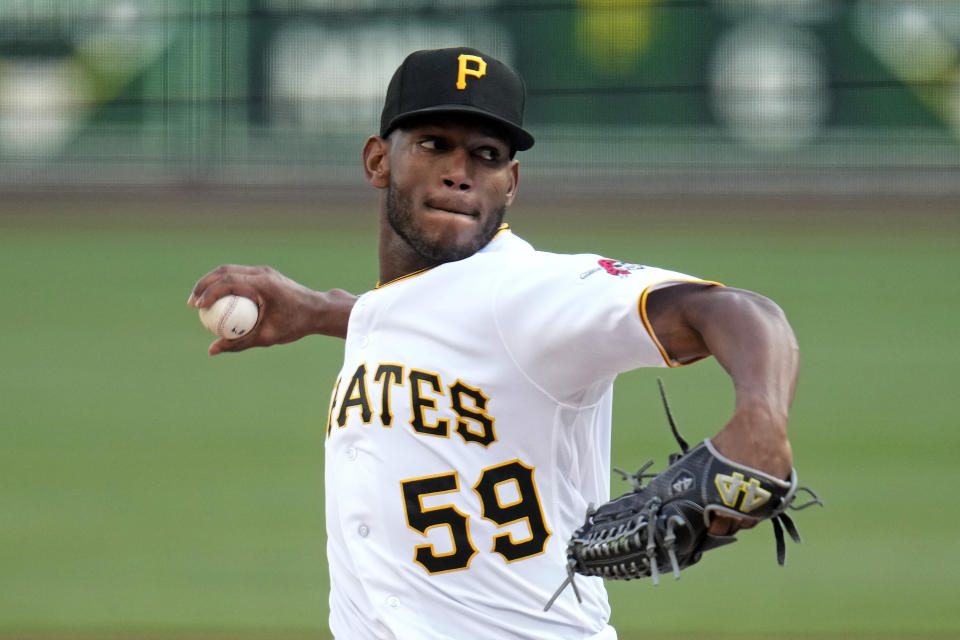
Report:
384,119,518,265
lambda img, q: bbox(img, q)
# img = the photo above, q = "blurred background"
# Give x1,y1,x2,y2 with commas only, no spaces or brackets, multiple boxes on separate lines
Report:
2,0,959,194
2,1,959,639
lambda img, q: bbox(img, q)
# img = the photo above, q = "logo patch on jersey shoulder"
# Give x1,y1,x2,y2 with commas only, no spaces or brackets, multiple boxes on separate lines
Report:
580,258,646,279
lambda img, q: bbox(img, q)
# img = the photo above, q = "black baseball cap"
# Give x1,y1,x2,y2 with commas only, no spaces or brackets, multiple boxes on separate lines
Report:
380,47,535,151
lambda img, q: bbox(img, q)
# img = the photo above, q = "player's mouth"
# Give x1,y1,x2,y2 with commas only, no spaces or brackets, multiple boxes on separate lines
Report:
425,200,478,218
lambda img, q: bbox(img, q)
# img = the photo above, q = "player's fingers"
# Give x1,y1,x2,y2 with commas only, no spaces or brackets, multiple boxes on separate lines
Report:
189,268,230,306
708,517,733,536
208,335,258,356
192,273,267,309
188,265,261,307
708,514,758,536
208,339,228,356
207,317,274,355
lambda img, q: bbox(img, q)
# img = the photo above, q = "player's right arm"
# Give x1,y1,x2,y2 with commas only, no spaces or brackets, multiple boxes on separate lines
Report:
188,264,357,355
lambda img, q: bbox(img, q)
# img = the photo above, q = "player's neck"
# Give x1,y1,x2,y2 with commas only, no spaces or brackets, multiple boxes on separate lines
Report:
378,252,435,287
377,225,437,286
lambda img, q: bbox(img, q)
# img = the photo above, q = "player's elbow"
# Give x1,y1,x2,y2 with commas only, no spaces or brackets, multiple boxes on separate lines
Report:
695,287,799,353
731,288,799,359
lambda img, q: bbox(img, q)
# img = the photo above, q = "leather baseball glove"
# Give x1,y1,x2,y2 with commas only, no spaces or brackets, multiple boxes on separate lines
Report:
544,380,821,611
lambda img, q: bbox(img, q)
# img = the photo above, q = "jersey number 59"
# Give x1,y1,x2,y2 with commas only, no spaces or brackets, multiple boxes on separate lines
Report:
401,460,551,574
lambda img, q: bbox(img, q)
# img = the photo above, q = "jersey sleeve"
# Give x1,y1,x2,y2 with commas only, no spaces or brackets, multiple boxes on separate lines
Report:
492,251,720,403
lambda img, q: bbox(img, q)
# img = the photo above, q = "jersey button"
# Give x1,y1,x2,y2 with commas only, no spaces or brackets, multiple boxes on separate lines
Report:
387,596,400,609
357,335,369,348
345,447,357,461
358,524,370,538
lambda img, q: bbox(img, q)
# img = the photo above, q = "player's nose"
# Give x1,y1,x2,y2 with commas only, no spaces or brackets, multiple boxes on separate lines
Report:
441,147,472,191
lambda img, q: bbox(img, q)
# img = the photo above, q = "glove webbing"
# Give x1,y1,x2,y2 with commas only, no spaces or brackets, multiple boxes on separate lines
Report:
543,495,685,611
572,496,686,583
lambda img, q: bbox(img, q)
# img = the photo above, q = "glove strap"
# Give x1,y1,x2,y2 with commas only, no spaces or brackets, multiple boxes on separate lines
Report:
543,562,583,612
657,377,689,455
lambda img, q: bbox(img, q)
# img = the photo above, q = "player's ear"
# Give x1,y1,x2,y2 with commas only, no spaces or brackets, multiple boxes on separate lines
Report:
504,160,519,206
362,136,390,189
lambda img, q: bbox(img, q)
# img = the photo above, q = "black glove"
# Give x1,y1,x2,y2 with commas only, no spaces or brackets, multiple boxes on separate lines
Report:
544,381,821,611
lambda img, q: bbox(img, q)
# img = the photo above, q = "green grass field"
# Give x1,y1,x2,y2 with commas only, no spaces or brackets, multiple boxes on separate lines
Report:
2,195,958,639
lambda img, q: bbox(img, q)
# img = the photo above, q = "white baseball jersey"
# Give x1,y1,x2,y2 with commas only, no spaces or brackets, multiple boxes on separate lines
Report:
324,226,715,639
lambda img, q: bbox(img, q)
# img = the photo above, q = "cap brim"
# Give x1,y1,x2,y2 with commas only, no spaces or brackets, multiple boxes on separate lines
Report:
382,104,535,151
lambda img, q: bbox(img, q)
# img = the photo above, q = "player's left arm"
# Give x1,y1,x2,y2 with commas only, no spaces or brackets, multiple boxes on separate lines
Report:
644,283,799,532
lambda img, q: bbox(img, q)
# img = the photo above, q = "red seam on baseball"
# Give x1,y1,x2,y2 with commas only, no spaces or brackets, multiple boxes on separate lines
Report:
217,296,239,338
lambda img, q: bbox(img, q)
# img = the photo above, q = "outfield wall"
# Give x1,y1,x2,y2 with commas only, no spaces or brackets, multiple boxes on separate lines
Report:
1,1,959,196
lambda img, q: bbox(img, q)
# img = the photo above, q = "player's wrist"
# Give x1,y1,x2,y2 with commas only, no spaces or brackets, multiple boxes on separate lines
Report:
713,408,792,480
729,399,789,432
307,288,357,339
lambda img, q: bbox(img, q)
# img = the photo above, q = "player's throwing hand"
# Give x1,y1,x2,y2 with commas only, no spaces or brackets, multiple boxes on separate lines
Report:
188,264,355,355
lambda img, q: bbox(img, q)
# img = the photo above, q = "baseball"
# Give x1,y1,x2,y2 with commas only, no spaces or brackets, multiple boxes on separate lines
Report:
198,295,259,340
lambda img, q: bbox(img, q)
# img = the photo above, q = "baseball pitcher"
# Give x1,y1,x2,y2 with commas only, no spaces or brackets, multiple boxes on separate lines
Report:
189,47,818,640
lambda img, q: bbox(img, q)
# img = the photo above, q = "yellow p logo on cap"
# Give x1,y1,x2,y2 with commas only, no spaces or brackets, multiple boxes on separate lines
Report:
456,54,487,90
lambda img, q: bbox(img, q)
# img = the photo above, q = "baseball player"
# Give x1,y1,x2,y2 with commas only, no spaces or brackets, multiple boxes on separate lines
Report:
188,47,799,639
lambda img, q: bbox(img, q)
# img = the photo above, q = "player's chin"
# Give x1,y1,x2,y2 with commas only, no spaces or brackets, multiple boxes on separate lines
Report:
415,230,488,263
421,213,484,240
414,206,503,261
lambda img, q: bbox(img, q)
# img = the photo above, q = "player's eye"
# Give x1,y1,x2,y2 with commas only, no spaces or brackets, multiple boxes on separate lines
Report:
476,146,500,161
419,136,452,151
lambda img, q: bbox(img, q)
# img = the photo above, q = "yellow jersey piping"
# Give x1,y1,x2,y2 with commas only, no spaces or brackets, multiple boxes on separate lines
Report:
374,223,512,289
638,279,724,368
375,265,435,289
